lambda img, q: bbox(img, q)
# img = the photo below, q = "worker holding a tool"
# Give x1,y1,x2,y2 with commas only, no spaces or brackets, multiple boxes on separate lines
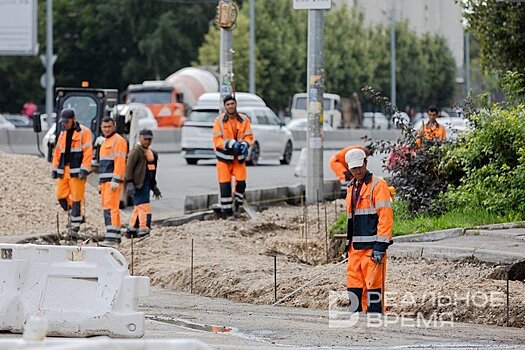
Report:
98,117,128,247
212,95,254,219
329,145,370,198
344,148,393,314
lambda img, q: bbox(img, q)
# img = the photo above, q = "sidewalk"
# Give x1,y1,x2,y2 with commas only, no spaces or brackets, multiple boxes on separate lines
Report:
390,225,525,264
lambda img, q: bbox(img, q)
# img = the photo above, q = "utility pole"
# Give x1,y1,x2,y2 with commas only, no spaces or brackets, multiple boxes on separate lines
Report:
465,31,471,96
305,8,326,204
218,0,237,112
45,0,54,129
249,0,255,94
390,0,396,108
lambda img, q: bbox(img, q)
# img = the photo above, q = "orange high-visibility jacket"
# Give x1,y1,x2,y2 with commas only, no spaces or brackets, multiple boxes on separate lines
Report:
52,123,93,178
329,145,367,182
346,172,393,252
98,133,128,184
416,122,446,147
212,113,254,163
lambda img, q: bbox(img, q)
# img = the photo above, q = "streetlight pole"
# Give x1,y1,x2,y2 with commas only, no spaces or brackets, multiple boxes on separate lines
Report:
45,0,54,129
249,0,255,94
390,0,396,108
465,31,471,96
218,0,236,112
305,9,324,204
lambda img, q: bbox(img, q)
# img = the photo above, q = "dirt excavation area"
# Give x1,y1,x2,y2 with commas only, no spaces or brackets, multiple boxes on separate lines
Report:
1,151,524,331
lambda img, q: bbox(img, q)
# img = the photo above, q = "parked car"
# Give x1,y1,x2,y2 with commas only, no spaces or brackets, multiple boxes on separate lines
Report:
286,118,333,132
0,114,16,130
3,114,32,128
181,92,294,166
290,93,342,128
116,103,158,130
362,112,389,129
391,112,410,128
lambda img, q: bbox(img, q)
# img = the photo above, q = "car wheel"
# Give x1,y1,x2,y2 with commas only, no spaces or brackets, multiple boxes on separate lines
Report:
247,142,260,166
280,141,293,165
186,158,198,165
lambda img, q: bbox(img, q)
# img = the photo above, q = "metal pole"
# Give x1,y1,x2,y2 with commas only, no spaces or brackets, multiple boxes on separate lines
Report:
191,238,194,293
305,9,324,204
45,0,54,129
273,255,277,303
506,271,509,327
249,0,255,94
324,204,328,263
219,0,234,112
465,32,471,96
390,0,396,108
131,237,134,276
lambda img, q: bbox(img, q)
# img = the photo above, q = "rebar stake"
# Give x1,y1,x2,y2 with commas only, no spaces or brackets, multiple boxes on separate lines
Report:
191,239,194,294
274,255,277,303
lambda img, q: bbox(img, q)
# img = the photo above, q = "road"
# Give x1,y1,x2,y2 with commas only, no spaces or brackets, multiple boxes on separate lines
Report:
146,150,389,220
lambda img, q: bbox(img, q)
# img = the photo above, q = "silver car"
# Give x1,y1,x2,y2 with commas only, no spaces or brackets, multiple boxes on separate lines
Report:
181,92,294,165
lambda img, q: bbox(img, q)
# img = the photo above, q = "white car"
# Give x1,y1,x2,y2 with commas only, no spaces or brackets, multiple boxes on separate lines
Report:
286,118,334,131
0,114,16,130
181,92,294,165
290,93,342,128
117,103,158,131
363,112,389,129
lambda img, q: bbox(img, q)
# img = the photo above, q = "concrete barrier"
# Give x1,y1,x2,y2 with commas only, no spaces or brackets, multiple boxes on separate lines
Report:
1,128,401,155
0,244,150,338
183,180,340,214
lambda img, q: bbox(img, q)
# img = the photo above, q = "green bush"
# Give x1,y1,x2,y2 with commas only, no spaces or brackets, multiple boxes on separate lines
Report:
443,104,525,218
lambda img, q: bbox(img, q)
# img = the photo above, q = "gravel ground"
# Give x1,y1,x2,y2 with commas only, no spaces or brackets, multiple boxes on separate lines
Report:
2,151,524,329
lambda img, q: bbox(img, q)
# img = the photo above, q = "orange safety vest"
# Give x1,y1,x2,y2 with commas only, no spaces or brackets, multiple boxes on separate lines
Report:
416,122,447,147
346,172,393,251
212,113,254,163
52,124,93,178
98,133,128,184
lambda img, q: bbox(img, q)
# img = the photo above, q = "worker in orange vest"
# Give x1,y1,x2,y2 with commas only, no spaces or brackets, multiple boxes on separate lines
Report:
329,145,369,198
212,95,254,219
98,117,128,247
344,148,393,314
51,109,93,235
416,106,447,147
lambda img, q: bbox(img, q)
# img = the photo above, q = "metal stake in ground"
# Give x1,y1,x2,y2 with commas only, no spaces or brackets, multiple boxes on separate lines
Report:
131,236,134,276
56,212,60,242
506,271,510,327
316,190,320,234
274,255,277,303
191,238,194,294
324,204,328,263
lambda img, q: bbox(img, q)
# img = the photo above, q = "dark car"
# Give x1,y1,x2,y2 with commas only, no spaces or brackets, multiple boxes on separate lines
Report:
3,114,32,128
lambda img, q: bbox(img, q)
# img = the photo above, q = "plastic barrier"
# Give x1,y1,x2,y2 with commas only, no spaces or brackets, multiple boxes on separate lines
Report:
0,338,212,350
0,244,150,338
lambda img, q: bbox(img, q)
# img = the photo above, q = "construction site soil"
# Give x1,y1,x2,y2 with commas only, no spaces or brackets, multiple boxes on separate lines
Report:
1,152,524,330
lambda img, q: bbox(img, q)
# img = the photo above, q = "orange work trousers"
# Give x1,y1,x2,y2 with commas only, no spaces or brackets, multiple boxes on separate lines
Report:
347,247,387,313
56,166,86,233
100,182,123,241
216,160,247,183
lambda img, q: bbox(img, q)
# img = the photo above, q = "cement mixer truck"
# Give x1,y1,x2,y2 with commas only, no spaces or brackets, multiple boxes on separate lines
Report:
125,67,219,128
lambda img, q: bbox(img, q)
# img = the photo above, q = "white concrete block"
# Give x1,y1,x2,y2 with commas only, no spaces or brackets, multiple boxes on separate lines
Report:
0,244,150,338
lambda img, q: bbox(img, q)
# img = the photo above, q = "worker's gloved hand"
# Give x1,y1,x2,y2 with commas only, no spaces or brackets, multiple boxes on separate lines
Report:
78,169,89,180
51,170,58,179
232,141,242,155
344,171,352,182
94,135,105,147
341,240,350,260
110,180,119,191
152,187,162,200
371,250,385,264
239,142,249,157
340,181,350,198
127,183,135,196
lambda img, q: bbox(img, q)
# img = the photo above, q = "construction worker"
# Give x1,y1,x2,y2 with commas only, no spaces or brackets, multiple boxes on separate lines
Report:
329,145,369,198
125,129,161,239
98,117,128,247
212,95,254,219
51,109,93,236
416,106,447,147
344,148,393,314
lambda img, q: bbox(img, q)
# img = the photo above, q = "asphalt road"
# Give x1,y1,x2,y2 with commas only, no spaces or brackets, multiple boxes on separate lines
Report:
145,150,389,220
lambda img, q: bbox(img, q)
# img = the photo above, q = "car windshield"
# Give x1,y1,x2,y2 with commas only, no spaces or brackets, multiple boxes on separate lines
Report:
295,97,332,110
188,110,218,122
128,91,172,104
61,95,98,126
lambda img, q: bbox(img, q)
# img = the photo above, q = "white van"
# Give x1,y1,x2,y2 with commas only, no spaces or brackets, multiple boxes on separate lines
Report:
290,93,342,128
181,92,294,165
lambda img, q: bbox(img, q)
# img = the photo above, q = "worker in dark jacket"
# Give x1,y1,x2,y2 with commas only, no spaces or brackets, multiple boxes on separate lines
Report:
125,129,161,239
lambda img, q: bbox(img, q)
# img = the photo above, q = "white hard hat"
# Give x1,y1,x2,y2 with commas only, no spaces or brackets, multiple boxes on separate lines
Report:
345,148,366,169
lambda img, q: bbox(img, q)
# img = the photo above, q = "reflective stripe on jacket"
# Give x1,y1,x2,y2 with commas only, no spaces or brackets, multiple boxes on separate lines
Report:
212,113,254,163
52,124,93,178
98,133,128,183
346,172,393,252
